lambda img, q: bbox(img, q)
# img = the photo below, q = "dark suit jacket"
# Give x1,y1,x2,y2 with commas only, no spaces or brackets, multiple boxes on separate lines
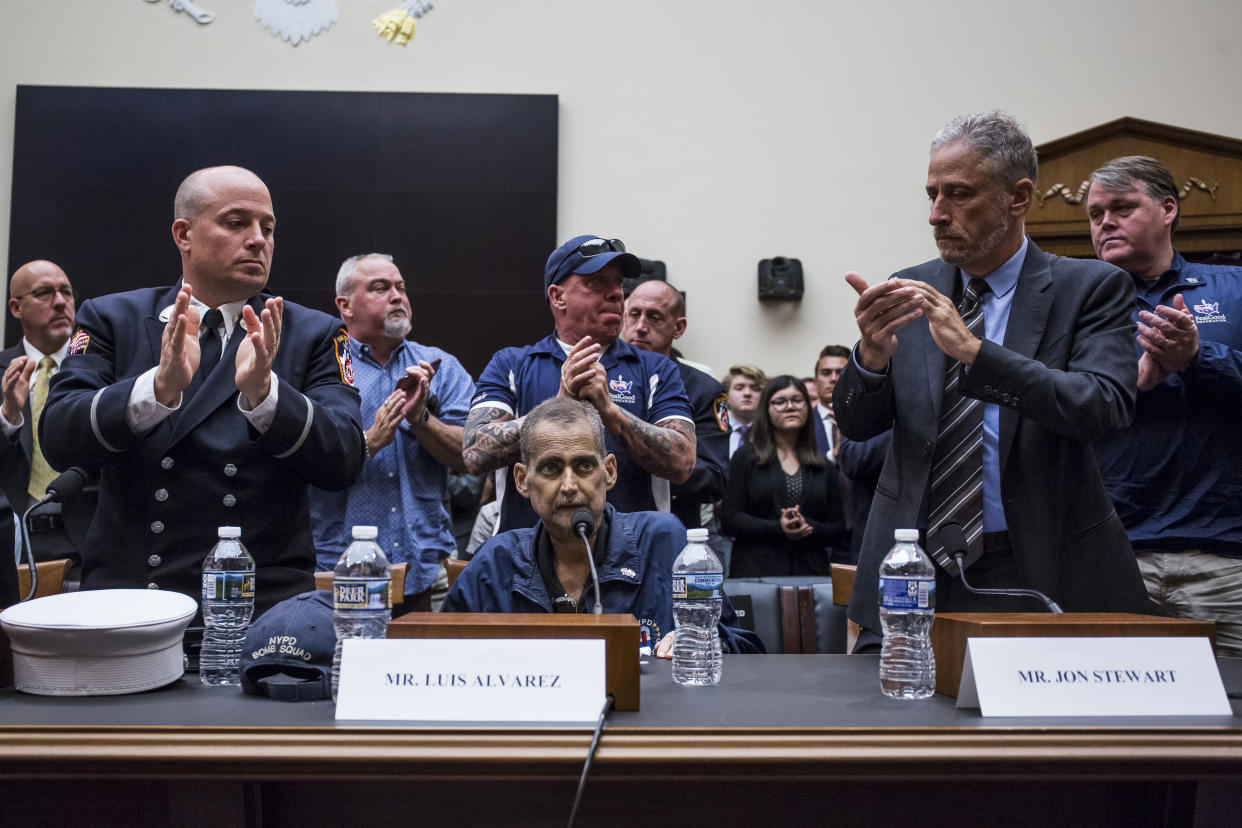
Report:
835,241,1152,635
0,343,97,566
720,443,847,577
837,429,890,564
41,284,365,618
670,361,730,529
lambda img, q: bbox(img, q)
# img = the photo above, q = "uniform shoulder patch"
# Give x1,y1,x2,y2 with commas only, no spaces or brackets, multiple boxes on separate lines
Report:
713,391,730,432
68,329,90,355
333,328,354,385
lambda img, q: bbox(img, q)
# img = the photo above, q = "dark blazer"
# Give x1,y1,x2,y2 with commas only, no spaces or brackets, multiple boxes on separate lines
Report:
720,442,847,577
0,343,35,521
837,429,890,564
41,284,365,618
0,343,96,567
835,241,1152,636
670,361,730,529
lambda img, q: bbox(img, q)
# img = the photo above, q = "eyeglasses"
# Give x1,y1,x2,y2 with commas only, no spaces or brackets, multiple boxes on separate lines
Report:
769,396,807,411
573,238,626,258
13,286,74,304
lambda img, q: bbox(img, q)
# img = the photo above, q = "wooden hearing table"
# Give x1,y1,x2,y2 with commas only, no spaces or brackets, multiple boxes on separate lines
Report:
1,654,1241,826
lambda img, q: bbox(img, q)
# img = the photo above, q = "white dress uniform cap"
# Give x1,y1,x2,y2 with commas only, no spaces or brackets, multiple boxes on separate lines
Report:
0,589,198,696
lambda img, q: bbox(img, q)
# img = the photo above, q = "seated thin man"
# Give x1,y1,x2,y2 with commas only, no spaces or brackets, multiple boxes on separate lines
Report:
442,398,763,656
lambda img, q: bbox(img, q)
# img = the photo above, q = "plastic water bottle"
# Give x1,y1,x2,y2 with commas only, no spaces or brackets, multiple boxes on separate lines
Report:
878,528,936,699
200,526,255,686
672,528,723,686
332,525,392,701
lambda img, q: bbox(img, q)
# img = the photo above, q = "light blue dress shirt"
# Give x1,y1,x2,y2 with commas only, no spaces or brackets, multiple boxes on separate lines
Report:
310,337,475,595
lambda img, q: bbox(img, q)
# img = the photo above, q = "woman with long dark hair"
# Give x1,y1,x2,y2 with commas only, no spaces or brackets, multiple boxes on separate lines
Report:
720,375,847,577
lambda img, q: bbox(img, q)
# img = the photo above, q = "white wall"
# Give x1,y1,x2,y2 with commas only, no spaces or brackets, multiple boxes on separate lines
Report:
2,0,1241,377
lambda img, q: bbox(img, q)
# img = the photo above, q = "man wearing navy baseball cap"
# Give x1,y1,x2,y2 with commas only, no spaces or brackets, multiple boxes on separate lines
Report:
463,235,696,532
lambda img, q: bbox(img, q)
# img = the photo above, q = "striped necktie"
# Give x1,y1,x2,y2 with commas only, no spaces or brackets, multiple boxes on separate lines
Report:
27,355,58,500
926,278,990,571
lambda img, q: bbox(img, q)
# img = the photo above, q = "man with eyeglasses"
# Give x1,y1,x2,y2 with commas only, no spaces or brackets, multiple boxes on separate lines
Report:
40,166,364,619
464,235,696,533
309,253,475,612
1,260,90,566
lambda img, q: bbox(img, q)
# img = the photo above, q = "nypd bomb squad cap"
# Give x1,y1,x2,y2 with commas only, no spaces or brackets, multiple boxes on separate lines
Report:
240,590,336,701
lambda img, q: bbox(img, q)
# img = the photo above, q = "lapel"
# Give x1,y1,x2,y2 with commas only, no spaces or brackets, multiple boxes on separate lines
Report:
161,294,261,451
920,259,960,420
997,241,1053,469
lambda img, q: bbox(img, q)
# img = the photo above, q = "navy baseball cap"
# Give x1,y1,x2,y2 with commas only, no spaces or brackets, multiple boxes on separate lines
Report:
543,234,641,294
240,590,335,701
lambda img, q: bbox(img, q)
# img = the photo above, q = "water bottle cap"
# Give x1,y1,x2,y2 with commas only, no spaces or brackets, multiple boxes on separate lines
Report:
894,528,919,542
217,526,241,539
351,525,379,540
686,528,709,543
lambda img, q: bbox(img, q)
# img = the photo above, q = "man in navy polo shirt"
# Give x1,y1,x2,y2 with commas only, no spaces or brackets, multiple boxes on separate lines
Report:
1087,155,1242,656
463,235,695,532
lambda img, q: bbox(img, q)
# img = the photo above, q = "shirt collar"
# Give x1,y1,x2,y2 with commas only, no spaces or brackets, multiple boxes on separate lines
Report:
534,508,612,611
816,403,833,421
959,235,1026,299
352,334,408,364
188,296,249,340
22,337,69,367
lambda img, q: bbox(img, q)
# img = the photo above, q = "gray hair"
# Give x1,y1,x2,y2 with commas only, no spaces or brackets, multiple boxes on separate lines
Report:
519,398,607,465
336,253,395,297
930,111,1038,187
1088,155,1181,231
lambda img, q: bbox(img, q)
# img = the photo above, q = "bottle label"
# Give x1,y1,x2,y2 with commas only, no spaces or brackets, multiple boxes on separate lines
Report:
202,571,255,602
334,577,391,610
672,572,723,600
878,576,935,610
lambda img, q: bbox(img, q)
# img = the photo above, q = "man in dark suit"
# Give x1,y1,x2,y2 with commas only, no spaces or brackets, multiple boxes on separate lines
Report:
1,260,91,567
835,111,1151,650
621,278,729,530
41,166,364,617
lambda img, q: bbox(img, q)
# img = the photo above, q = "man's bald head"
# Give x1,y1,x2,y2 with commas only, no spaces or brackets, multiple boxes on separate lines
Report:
174,166,269,223
622,279,687,356
8,260,75,353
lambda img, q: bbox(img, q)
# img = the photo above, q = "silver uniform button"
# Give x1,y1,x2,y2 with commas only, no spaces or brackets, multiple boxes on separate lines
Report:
150,520,165,534
224,464,238,477
161,457,174,470
148,554,162,567
147,583,159,590
155,488,169,502
223,494,237,507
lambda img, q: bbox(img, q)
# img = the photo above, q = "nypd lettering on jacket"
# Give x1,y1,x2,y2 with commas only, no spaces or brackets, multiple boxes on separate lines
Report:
385,672,562,688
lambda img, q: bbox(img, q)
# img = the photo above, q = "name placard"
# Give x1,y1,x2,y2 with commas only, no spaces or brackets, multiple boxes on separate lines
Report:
334,638,607,724
957,637,1231,716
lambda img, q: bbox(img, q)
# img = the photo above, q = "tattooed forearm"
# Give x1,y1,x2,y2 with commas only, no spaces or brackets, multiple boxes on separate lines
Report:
462,406,522,474
612,411,696,483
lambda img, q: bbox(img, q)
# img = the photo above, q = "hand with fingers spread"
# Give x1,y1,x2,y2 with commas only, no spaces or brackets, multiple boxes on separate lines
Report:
236,296,283,410
1136,294,1198,390
1,357,36,425
153,283,202,407
845,272,926,372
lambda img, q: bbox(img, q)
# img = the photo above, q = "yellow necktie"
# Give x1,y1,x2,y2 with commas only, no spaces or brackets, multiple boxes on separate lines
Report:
27,355,57,500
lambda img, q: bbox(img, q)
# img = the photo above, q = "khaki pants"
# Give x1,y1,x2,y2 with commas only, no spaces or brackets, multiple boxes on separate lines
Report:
1137,550,1242,658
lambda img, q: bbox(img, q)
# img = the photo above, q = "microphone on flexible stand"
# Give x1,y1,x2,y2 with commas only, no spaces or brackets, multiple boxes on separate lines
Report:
933,522,1063,613
20,467,88,601
571,510,603,615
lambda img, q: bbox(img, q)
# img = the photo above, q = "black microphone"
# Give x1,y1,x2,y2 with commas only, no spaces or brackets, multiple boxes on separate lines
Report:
19,466,89,600
570,510,603,616
44,466,88,503
935,523,1062,613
